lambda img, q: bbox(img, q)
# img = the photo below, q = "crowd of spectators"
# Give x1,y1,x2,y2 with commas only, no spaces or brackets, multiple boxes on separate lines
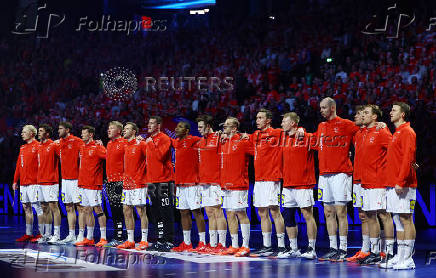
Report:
0,0,435,188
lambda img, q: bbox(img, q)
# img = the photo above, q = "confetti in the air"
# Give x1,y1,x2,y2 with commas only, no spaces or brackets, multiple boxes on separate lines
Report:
101,66,138,101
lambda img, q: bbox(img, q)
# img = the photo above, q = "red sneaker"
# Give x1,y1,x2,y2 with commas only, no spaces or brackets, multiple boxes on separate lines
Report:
117,241,136,249
171,242,193,252
16,234,33,242
135,241,149,251
211,243,226,254
235,247,250,257
219,246,239,256
29,234,42,242
192,242,207,253
75,238,95,247
346,250,362,262
380,252,386,258
197,244,217,254
95,238,108,247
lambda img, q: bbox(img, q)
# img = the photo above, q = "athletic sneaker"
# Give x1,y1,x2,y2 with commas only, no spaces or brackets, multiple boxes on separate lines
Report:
250,246,274,257
74,238,95,247
211,243,226,254
393,257,415,270
192,242,207,253
219,246,239,255
57,234,76,245
95,238,108,247
272,247,291,258
148,241,173,252
116,241,135,249
104,239,123,248
300,247,317,260
37,235,52,243
330,249,347,262
16,234,33,242
171,242,193,252
235,247,250,257
135,241,149,251
47,235,60,244
197,244,216,254
359,252,382,265
29,234,43,243
319,248,338,261
379,253,399,269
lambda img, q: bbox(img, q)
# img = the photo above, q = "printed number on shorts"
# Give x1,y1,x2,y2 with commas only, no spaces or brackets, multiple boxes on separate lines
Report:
121,192,126,202
318,188,323,200
352,193,356,205
78,194,83,204
278,193,284,206
410,200,416,213
162,197,170,206
175,197,179,208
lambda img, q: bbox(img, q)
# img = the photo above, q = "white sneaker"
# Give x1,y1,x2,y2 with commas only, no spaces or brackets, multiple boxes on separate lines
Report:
300,247,317,260
37,235,51,243
59,234,77,245
379,253,400,269
277,249,300,258
48,235,61,244
393,257,415,270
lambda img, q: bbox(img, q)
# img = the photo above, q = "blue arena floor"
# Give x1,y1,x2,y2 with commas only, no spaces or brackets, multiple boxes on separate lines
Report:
0,215,435,278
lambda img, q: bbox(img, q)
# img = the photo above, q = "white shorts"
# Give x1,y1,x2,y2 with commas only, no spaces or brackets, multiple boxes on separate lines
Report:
362,188,386,211
61,179,80,204
222,190,248,211
281,188,314,208
253,181,281,207
318,173,352,203
175,186,202,210
386,187,417,214
38,184,59,202
353,183,363,208
122,187,148,206
201,184,223,207
20,185,40,203
79,188,102,207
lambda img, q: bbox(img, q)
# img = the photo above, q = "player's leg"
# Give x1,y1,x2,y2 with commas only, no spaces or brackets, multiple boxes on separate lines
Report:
136,205,149,249
270,205,286,254
222,210,239,255
234,209,250,256
378,210,394,258
106,181,124,246
300,206,317,259
94,205,107,247
48,201,61,242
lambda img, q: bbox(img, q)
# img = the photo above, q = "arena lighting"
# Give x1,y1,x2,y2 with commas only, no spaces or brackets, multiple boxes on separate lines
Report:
269,15,275,20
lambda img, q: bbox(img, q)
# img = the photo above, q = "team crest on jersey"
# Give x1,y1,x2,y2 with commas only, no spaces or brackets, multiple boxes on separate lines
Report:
232,145,238,151
333,127,339,133
116,145,121,150
32,147,36,153
131,147,136,154
68,144,72,149
369,137,375,144
88,150,94,156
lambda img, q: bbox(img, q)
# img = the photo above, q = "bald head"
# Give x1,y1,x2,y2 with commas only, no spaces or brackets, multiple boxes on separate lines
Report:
320,97,337,120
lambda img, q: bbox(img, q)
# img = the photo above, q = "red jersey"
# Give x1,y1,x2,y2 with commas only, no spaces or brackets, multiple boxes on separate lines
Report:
250,127,283,181
37,139,59,185
282,132,316,188
106,137,127,182
54,134,84,180
360,127,392,188
220,133,254,190
353,127,366,184
78,141,106,190
172,135,201,186
316,116,359,175
145,132,173,183
14,140,39,186
124,139,147,189
197,132,221,185
386,122,417,188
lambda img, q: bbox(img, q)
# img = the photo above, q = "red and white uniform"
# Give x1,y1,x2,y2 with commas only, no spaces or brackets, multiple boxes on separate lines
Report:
145,132,173,183
197,132,222,207
78,141,106,207
37,139,59,202
14,140,39,203
316,116,359,203
386,122,417,214
250,127,283,207
172,135,201,210
360,127,392,211
281,132,316,208
122,139,147,206
352,127,366,208
106,137,126,182
220,133,253,210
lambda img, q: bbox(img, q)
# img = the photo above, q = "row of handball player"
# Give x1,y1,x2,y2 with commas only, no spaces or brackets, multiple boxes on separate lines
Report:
12,97,417,269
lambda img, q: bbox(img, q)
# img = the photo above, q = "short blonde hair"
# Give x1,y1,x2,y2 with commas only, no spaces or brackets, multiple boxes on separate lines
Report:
23,125,37,136
109,121,123,132
226,117,240,129
282,112,300,124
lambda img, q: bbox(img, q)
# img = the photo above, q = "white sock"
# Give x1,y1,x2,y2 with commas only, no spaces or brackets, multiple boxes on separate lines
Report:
127,230,134,242
69,229,75,237
38,224,44,235
218,230,227,246
289,237,297,251
370,237,380,254
26,224,32,235
199,232,206,244
397,240,405,261
44,224,51,236
277,233,285,248
141,229,148,242
209,230,218,247
262,232,272,247
100,227,106,239
385,239,394,255
339,236,347,251
231,234,239,248
361,235,370,252
78,228,85,241
308,239,316,249
87,226,94,240
404,239,415,259
54,226,60,237
329,235,337,249
241,224,250,248
183,230,191,245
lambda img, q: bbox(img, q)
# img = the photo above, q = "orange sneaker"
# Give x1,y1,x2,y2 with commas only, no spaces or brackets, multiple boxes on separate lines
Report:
198,244,216,254
356,251,370,260
346,250,362,262
235,247,250,257
30,234,42,243
192,242,207,253
380,252,386,258
219,246,239,256
16,234,34,242
135,241,149,251
211,243,226,254
95,238,108,247
117,241,136,249
171,242,193,252
75,238,95,247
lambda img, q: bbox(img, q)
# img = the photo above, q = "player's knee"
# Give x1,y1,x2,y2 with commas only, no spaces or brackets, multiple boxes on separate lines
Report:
257,208,268,218
358,211,367,222
282,207,297,227
301,207,314,221
393,214,404,231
